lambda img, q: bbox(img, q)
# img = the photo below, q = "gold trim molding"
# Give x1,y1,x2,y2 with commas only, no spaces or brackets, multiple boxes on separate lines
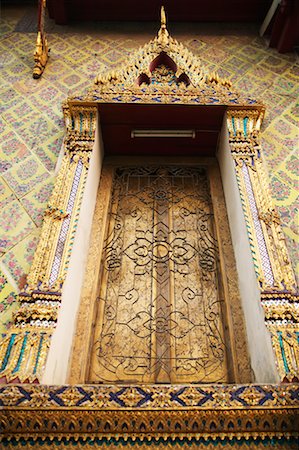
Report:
0,383,298,446
2,409,298,444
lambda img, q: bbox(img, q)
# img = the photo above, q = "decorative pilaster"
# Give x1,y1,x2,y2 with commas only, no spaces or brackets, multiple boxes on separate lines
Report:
227,108,298,381
0,106,97,383
262,291,299,382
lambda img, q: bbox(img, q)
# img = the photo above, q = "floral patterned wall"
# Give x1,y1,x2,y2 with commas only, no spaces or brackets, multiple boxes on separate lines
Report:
0,8,298,334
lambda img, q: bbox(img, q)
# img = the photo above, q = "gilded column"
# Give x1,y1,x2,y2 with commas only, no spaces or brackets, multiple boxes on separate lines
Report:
227,108,298,381
0,105,97,383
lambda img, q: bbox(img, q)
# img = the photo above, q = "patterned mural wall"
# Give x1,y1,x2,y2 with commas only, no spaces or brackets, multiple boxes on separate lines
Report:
0,9,298,337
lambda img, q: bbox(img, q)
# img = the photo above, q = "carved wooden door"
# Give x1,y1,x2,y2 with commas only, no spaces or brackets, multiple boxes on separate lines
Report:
88,166,232,383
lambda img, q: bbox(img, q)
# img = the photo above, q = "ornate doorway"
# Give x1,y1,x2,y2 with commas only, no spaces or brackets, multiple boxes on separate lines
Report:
88,163,243,384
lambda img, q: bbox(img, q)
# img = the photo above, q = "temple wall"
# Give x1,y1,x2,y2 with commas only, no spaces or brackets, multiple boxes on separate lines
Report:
0,8,298,336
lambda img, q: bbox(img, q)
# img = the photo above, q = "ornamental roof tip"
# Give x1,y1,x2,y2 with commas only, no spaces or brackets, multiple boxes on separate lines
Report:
92,6,232,91
66,7,264,108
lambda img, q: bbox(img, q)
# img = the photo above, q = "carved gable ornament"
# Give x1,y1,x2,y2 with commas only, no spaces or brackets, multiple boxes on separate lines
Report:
69,8,262,109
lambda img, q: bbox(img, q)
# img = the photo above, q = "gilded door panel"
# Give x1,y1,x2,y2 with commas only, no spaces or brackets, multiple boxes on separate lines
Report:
170,172,227,382
88,167,229,383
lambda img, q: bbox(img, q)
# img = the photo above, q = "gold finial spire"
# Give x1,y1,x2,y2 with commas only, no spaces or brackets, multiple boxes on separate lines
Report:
161,5,166,28
158,6,169,46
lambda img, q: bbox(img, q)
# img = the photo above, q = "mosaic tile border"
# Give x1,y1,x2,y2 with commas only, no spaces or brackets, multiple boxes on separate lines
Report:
0,383,298,409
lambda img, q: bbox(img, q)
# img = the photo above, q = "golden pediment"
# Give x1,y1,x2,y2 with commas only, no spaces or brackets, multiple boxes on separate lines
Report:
94,8,208,88
68,7,262,108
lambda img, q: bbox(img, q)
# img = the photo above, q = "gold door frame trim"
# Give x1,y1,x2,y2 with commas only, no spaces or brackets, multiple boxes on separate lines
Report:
2,10,297,383
68,157,252,384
